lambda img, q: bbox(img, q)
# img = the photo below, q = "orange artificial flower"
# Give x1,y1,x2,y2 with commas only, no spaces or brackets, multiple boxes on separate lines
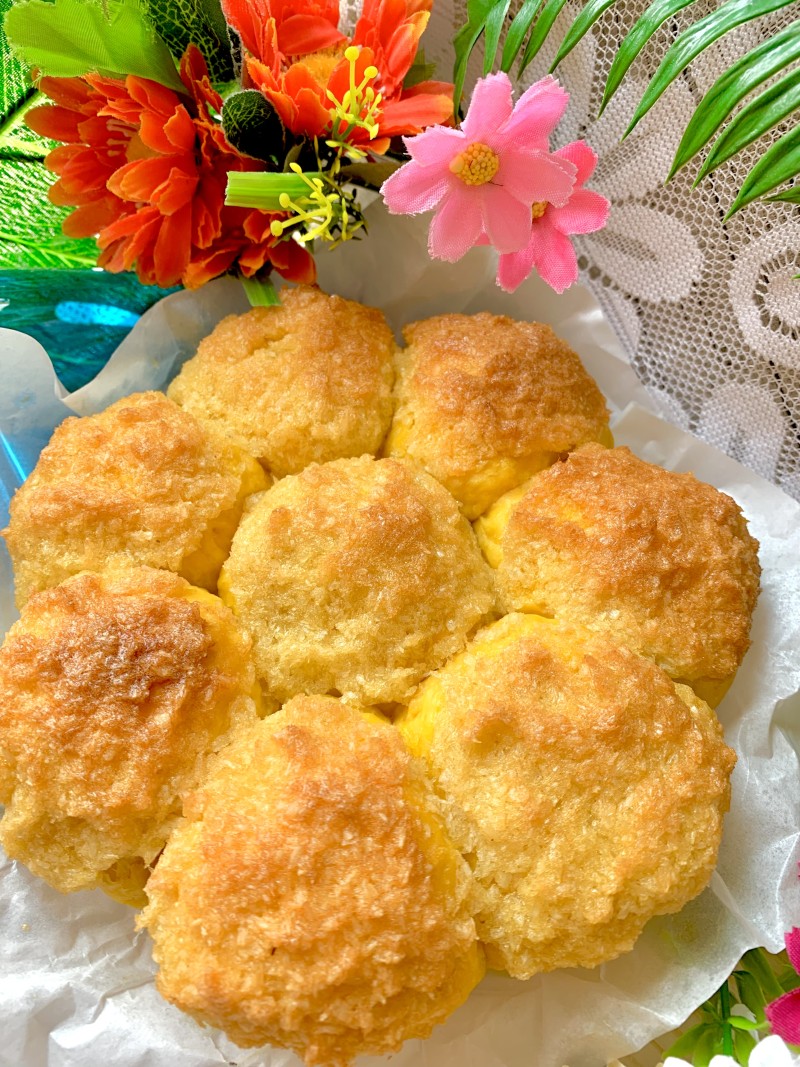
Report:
27,45,315,289
220,0,452,153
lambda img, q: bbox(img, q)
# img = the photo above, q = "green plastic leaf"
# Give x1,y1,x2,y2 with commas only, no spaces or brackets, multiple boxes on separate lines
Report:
453,0,501,107
698,67,800,180
768,186,800,203
727,1015,765,1031
519,0,570,76
729,125,800,215
664,1022,716,1060
140,0,233,82
338,159,402,187
222,90,286,163
627,0,798,134
483,0,512,76
741,948,786,1002
241,275,280,307
602,0,697,112
732,1027,757,1063
550,0,617,71
668,18,800,178
5,0,184,91
734,969,768,1022
403,49,437,88
692,1026,725,1067
500,0,543,72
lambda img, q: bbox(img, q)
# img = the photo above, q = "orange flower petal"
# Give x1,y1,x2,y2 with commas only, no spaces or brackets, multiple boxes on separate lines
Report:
378,91,453,136
62,199,124,238
278,15,345,55
153,203,193,286
108,156,182,202
38,77,95,110
26,104,83,143
152,168,198,215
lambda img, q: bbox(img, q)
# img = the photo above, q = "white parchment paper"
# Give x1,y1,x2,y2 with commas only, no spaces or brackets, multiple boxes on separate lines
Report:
1,203,799,1067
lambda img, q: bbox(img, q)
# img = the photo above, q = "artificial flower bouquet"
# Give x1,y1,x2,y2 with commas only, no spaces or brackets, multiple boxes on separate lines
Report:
4,0,608,300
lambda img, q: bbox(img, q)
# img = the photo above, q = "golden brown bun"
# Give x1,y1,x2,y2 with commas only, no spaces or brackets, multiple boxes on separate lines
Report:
399,613,736,978
4,391,269,607
476,444,761,699
167,286,396,476
141,695,485,1065
385,313,611,519
0,568,260,904
219,455,496,704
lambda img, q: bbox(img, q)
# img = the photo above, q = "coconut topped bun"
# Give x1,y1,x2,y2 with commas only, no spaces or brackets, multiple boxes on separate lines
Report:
476,443,761,705
168,286,396,476
219,455,496,705
0,568,260,906
141,695,484,1066
385,312,611,519
399,612,736,979
3,390,268,606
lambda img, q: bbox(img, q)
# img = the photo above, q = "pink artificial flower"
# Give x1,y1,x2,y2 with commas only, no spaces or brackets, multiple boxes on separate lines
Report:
766,927,800,1044
381,72,578,261
495,140,610,293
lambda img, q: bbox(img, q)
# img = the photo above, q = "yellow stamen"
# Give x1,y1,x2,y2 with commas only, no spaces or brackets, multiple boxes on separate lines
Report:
449,142,499,186
531,201,548,219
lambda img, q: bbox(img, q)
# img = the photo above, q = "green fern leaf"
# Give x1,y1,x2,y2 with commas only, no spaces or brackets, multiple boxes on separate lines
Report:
550,0,617,72
627,0,798,134
453,0,501,106
500,0,543,73
140,0,233,82
483,0,513,76
668,18,800,179
768,185,800,202
519,0,570,76
601,0,697,113
5,0,184,91
697,68,800,181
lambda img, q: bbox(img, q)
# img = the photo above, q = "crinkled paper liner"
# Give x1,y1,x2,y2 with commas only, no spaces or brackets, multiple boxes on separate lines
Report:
1,204,798,1067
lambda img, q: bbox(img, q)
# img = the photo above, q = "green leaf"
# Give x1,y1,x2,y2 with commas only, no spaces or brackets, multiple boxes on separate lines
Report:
602,0,697,112
693,1025,725,1067
728,1015,766,1031
241,275,280,307
740,948,786,1002
733,969,768,1022
338,159,402,187
732,1027,757,1063
403,49,436,88
221,90,286,163
698,67,800,180
500,0,542,72
664,1022,716,1060
668,18,800,178
452,0,500,107
765,185,800,203
5,0,184,91
140,0,233,81
728,122,800,215
627,0,798,134
483,0,512,76
519,0,570,76
550,0,617,71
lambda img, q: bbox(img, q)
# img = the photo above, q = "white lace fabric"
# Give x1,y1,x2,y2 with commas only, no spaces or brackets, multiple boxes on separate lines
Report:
343,0,800,498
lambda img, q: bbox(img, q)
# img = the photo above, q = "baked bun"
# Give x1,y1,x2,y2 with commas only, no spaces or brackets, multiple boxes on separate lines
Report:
4,391,268,607
385,313,611,519
399,613,736,979
141,695,484,1065
219,455,495,704
476,444,761,705
167,286,396,476
0,568,260,905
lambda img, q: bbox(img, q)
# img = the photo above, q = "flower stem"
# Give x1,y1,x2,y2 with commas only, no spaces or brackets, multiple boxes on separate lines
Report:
225,172,323,210
719,981,734,1056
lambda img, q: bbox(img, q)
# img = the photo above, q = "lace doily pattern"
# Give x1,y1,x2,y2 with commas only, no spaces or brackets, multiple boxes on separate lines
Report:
358,0,800,498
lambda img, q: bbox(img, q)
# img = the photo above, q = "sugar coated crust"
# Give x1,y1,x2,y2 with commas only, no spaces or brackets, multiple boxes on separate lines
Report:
477,444,761,684
219,455,496,704
385,313,611,518
4,391,268,607
0,568,260,904
167,286,396,476
141,695,485,1066
399,613,736,978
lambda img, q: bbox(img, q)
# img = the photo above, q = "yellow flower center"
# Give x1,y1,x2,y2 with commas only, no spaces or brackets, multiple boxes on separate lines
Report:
449,142,499,186
531,201,548,219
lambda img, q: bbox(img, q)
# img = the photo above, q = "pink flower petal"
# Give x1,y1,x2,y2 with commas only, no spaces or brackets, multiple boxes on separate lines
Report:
497,239,536,293
499,74,569,148
461,71,514,142
480,183,534,255
428,187,482,261
497,146,576,205
786,927,800,974
531,221,579,293
766,989,800,1044
382,158,451,214
554,140,599,186
550,187,610,235
404,124,465,167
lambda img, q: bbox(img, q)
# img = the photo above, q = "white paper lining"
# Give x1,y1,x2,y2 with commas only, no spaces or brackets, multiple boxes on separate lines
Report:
1,204,798,1067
